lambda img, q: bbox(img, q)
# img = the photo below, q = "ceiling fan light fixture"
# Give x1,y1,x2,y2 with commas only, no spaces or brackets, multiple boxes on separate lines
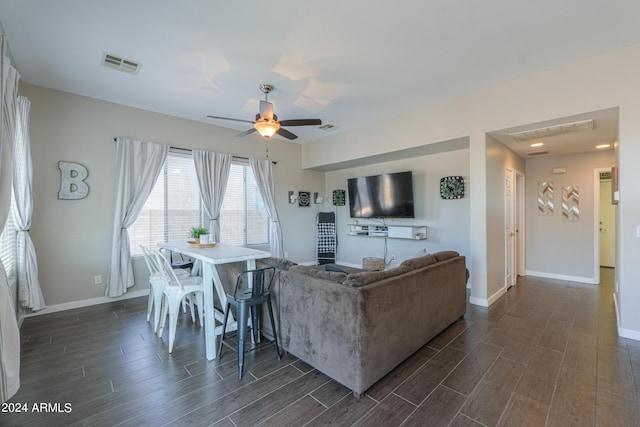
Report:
254,119,280,139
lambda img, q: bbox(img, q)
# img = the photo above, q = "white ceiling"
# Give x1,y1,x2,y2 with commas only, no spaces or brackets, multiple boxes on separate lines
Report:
1,1,638,150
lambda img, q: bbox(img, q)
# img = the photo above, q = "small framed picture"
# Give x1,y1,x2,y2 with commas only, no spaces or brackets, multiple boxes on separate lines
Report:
298,191,310,207
332,189,346,206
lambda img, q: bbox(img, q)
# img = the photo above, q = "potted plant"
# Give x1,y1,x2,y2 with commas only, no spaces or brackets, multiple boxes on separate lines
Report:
190,226,210,244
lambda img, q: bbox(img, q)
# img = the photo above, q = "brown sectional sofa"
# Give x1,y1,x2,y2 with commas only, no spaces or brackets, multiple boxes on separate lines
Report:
279,251,467,397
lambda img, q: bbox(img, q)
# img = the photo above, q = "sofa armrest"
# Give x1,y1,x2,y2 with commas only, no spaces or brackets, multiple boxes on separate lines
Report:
280,270,364,388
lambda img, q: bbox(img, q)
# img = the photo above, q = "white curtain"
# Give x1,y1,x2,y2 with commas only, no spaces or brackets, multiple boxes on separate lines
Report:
192,150,231,242
13,96,44,311
106,138,168,297
250,158,283,257
0,36,21,402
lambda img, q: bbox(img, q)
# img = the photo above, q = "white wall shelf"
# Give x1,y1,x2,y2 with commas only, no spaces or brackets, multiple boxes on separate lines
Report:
348,224,427,240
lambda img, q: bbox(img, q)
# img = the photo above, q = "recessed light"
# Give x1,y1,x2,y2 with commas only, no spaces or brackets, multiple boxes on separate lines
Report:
530,142,544,147
596,144,611,149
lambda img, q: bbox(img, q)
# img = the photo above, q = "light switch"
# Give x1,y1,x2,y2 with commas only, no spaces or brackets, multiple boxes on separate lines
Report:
637,225,640,238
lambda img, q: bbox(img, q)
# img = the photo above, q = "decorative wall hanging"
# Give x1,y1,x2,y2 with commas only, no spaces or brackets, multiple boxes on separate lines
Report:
288,191,297,204
298,191,311,207
332,189,346,206
58,161,89,200
562,186,579,221
537,181,554,215
314,192,323,204
440,176,464,199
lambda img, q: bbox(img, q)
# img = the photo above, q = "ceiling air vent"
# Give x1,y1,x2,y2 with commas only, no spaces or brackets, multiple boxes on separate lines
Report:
101,52,141,75
527,150,549,156
509,119,594,142
318,124,339,132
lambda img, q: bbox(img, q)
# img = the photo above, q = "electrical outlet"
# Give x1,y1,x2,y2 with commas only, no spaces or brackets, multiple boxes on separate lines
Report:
94,275,102,285
284,251,289,258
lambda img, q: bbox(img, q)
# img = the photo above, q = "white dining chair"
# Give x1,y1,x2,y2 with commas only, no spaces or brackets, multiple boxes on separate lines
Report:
154,251,205,353
141,246,193,334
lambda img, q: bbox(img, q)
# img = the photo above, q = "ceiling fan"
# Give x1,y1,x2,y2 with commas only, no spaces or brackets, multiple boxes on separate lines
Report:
207,83,322,140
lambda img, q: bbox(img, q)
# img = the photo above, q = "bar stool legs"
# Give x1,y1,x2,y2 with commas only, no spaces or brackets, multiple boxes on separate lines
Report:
218,298,280,379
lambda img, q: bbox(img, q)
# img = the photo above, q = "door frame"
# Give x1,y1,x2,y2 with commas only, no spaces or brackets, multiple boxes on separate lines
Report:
594,167,614,284
504,167,526,289
516,170,526,277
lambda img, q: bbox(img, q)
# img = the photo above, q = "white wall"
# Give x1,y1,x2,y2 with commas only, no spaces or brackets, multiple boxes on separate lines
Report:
525,151,615,282
485,137,526,302
304,43,640,337
21,83,324,307
324,149,470,269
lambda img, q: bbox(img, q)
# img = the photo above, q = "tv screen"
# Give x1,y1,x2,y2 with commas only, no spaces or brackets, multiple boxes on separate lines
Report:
347,171,415,218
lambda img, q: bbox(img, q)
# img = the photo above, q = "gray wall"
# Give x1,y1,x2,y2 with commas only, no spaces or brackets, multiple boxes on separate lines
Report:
22,83,324,307
324,149,471,270
525,151,615,281
485,137,525,300
302,43,640,337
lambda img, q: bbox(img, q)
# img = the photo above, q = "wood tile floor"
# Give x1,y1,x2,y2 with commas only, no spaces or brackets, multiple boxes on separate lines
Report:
5,268,640,426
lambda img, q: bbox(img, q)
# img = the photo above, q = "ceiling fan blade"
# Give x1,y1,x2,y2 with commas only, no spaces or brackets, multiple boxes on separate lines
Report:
236,128,258,137
259,101,274,120
207,115,255,124
276,127,298,140
279,119,322,127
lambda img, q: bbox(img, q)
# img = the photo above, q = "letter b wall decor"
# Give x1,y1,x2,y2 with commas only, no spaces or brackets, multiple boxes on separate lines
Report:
58,161,89,200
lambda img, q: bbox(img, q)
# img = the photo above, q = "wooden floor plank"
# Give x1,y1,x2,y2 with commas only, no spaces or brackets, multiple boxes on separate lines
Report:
5,269,638,426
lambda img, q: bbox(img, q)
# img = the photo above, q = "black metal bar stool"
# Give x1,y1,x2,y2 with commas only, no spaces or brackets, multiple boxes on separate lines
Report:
217,267,281,379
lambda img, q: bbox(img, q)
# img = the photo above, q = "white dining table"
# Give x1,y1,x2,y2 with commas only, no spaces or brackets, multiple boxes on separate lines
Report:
158,241,271,360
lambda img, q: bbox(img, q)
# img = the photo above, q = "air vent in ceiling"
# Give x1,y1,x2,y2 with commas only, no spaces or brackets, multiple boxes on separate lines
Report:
318,124,339,132
527,150,550,156
101,52,141,75
509,119,594,142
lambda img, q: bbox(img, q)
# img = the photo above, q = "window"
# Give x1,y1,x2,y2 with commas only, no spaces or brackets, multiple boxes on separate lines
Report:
219,163,269,246
129,151,201,255
0,194,17,286
129,153,269,255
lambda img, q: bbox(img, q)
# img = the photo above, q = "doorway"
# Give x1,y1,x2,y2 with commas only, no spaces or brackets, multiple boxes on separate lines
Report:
599,170,616,267
594,167,616,283
505,167,525,288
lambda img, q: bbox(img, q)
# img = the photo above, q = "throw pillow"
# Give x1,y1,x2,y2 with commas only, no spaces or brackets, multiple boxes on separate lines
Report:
432,251,460,262
414,248,430,258
289,265,347,283
401,255,437,269
344,266,412,287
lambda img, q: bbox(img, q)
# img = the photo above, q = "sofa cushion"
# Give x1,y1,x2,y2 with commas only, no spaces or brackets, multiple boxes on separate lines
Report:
344,266,413,287
401,254,438,270
433,251,460,262
289,265,347,283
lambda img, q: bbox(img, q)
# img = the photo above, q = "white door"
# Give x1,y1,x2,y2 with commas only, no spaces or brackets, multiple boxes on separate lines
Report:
516,172,525,277
505,168,516,287
599,178,616,267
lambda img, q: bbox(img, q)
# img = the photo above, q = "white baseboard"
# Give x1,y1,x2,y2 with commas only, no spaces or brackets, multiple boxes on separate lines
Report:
525,270,597,285
613,291,640,342
21,289,149,318
470,286,507,308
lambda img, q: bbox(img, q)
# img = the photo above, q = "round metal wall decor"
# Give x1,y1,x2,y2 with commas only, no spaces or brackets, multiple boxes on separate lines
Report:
440,176,465,199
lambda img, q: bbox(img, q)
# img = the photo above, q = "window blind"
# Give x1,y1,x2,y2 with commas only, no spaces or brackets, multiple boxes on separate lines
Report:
129,152,201,255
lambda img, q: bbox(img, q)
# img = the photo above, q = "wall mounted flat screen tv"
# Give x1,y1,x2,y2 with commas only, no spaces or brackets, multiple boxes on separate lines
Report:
347,171,415,218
